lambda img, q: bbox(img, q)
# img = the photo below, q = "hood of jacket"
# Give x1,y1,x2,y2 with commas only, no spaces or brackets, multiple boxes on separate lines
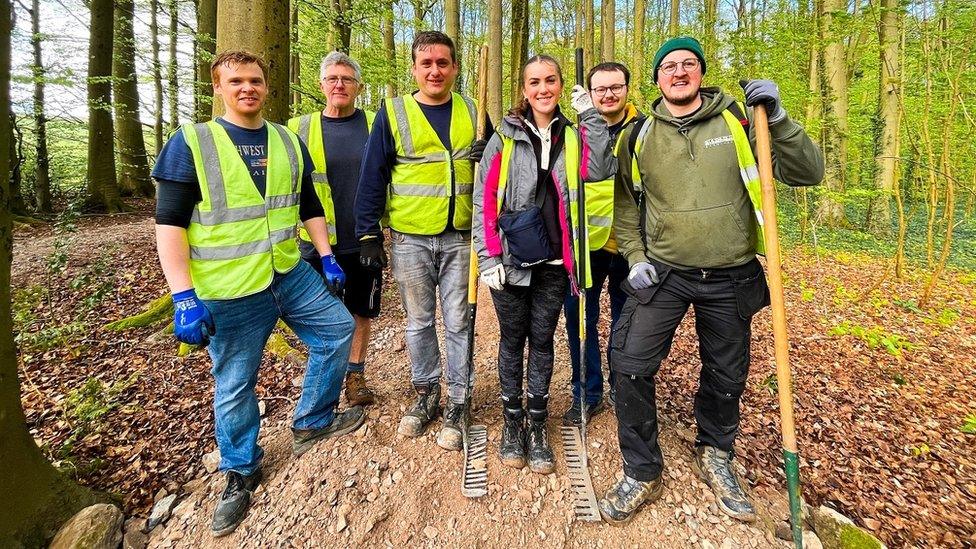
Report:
649,86,734,128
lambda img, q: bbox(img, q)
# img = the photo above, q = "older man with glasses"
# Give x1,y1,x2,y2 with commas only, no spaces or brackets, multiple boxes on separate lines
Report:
597,36,824,526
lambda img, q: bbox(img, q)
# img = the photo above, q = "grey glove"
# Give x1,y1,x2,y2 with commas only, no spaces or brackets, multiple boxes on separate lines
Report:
628,262,659,290
740,79,786,124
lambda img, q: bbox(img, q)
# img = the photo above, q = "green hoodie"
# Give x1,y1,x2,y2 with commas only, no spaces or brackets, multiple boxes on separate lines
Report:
613,87,824,270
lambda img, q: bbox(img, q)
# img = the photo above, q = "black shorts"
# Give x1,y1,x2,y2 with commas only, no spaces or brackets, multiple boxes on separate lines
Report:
300,242,383,319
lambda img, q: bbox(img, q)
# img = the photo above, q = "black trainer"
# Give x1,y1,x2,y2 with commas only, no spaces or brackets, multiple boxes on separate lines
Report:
436,399,467,451
598,473,664,526
212,468,263,537
498,409,526,469
561,399,607,426
527,419,555,474
397,383,441,437
292,406,366,456
692,445,757,522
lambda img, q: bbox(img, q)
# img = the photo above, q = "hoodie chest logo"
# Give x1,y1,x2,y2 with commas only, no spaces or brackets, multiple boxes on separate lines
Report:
703,135,733,149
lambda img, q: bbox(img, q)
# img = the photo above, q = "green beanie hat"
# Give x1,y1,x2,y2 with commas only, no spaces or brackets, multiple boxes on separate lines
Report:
652,36,706,83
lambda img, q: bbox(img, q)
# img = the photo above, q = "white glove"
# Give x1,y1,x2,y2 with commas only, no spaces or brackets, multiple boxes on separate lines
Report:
628,262,659,289
571,85,594,115
480,264,506,291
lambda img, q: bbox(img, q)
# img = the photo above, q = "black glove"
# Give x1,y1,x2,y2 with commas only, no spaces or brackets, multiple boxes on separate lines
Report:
359,236,387,270
739,79,786,124
468,139,488,163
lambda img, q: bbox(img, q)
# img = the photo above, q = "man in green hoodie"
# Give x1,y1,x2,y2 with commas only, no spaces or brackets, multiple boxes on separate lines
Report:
597,36,824,526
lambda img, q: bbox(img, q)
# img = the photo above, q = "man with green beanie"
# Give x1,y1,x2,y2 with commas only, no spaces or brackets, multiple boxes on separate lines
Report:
597,36,824,525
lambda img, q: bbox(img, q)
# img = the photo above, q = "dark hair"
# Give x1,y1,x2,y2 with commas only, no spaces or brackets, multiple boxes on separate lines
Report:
411,31,457,63
507,55,564,118
211,50,269,82
587,62,630,89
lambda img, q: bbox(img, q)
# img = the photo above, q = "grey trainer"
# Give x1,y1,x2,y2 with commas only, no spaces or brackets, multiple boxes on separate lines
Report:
692,445,757,522
598,473,664,526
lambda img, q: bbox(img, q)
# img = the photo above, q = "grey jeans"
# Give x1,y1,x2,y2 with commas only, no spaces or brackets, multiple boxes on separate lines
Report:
391,230,473,404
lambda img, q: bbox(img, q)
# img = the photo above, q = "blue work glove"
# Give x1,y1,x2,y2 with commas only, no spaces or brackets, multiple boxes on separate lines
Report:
172,289,214,346
321,254,346,294
740,79,786,124
628,262,660,290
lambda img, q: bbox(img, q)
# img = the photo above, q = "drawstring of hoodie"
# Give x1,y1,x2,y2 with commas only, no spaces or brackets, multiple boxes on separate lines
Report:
678,126,695,160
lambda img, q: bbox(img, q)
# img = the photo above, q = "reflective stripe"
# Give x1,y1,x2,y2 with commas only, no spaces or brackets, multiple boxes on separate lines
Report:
267,193,299,209
190,239,271,260
391,184,448,197
740,165,760,183
270,123,301,193
298,114,312,143
462,97,476,127
456,183,473,195
270,227,295,245
312,173,329,183
390,97,416,155
395,152,447,164
191,204,266,226
589,215,612,228
192,122,228,212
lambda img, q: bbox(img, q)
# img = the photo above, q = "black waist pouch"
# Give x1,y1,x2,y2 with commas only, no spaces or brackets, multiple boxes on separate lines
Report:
498,205,553,268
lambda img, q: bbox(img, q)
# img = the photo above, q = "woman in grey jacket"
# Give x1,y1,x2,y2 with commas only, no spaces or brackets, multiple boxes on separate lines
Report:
471,55,615,473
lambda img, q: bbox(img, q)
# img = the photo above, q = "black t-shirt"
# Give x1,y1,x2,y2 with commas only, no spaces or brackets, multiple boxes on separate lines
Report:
319,109,370,254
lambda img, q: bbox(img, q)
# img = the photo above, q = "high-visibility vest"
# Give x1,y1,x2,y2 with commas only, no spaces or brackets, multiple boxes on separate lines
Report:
287,110,376,244
182,120,303,300
386,93,477,234
587,105,641,251
496,129,592,290
631,101,766,254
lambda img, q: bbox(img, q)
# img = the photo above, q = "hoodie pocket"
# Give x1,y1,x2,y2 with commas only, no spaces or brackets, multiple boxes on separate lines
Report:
650,203,750,265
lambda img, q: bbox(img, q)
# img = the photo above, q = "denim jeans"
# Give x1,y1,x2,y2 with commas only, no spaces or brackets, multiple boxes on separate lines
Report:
204,260,354,475
563,249,628,405
390,230,472,404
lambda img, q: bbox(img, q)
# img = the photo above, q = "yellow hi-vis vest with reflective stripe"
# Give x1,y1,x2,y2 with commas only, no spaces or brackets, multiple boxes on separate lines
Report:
287,110,376,244
631,102,766,254
386,93,477,234
183,120,304,300
496,130,592,290
587,104,641,251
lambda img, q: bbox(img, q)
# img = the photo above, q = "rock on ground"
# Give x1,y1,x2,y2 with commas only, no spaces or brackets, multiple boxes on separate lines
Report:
49,503,123,549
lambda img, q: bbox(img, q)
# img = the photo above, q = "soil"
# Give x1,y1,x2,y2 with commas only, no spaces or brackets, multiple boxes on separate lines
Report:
12,213,976,547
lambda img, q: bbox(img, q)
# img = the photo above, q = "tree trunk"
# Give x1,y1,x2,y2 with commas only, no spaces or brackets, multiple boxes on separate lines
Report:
584,0,594,69
168,0,179,131
290,0,299,111
215,0,291,124
817,0,848,226
331,0,352,52
85,0,123,213
631,0,646,103
601,0,615,62
445,0,460,55
114,0,154,198
195,0,217,122
29,0,52,213
151,0,164,152
510,0,529,104
383,1,396,98
702,0,718,58
870,0,901,235
669,0,680,36
8,115,28,215
487,0,502,123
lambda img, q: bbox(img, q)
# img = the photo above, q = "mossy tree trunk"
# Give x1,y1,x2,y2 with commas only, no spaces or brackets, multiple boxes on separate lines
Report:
509,0,528,104
113,0,155,198
84,0,125,213
29,0,52,213
195,0,217,122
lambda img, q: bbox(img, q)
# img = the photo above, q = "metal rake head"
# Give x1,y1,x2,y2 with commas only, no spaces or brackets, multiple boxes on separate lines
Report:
462,424,488,498
560,425,602,522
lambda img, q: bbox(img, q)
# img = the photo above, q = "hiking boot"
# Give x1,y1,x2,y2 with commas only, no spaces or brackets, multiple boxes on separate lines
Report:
436,400,467,451
211,468,263,537
292,406,366,457
561,399,607,426
397,383,441,437
527,419,555,474
344,371,376,406
598,473,664,526
692,445,757,522
498,411,527,469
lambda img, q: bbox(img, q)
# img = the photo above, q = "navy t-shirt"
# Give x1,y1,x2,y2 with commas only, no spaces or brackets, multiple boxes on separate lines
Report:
320,109,370,254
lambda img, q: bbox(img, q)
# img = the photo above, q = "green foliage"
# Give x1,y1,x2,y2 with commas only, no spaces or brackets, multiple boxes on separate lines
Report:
828,321,915,357
15,321,87,352
961,415,976,435
758,374,778,395
64,372,140,436
801,287,816,302
893,298,923,314
12,284,46,326
46,205,79,276
69,252,116,312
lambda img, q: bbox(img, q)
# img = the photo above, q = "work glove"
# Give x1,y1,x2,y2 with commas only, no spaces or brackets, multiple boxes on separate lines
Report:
740,79,786,124
480,263,506,291
628,262,660,290
469,139,488,163
172,289,215,346
321,254,346,294
359,236,387,270
570,85,595,115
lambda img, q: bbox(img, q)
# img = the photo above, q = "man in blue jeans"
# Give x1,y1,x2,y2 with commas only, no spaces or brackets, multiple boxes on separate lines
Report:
154,51,363,537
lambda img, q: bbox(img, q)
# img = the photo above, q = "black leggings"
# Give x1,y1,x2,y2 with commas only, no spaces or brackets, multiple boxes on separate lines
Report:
490,264,568,417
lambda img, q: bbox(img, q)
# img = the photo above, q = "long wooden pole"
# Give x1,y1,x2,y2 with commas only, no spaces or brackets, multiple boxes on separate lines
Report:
754,103,803,549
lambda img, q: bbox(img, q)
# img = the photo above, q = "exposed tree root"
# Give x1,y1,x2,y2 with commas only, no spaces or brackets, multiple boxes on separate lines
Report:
104,294,172,331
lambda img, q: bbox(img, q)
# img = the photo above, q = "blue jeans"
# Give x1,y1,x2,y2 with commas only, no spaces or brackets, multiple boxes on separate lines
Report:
563,249,628,405
390,230,472,404
204,260,354,475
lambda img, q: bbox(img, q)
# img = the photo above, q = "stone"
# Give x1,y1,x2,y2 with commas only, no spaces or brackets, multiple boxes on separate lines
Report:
812,505,886,549
170,496,197,522
146,494,178,531
803,531,825,549
153,488,168,502
775,521,794,541
423,525,438,539
258,400,267,417
202,449,220,474
123,527,148,549
182,476,208,494
50,504,124,549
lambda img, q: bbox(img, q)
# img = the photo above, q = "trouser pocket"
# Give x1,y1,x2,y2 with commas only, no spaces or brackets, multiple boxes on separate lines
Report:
731,262,770,320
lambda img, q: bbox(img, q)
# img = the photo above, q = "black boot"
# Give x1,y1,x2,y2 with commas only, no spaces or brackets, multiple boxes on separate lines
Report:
498,404,526,469
211,468,263,537
397,383,441,437
526,394,554,474
437,398,468,451
598,473,664,526
692,445,757,522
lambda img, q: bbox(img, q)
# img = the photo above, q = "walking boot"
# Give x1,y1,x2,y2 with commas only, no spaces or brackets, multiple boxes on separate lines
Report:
561,399,607,426
344,371,376,406
526,419,555,474
597,473,664,526
397,383,441,437
498,407,527,469
211,467,263,537
437,398,468,451
292,406,366,456
692,445,757,522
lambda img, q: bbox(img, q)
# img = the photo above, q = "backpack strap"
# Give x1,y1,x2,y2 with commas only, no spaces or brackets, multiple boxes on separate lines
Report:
726,101,750,135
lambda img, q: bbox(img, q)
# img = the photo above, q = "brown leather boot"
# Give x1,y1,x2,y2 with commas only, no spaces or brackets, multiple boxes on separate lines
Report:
344,371,376,406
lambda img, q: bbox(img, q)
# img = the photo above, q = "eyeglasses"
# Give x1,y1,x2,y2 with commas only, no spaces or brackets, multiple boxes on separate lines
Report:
658,58,700,76
323,76,359,87
591,84,627,97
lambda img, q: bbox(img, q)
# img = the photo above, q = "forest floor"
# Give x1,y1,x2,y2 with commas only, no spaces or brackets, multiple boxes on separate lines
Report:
11,210,976,548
